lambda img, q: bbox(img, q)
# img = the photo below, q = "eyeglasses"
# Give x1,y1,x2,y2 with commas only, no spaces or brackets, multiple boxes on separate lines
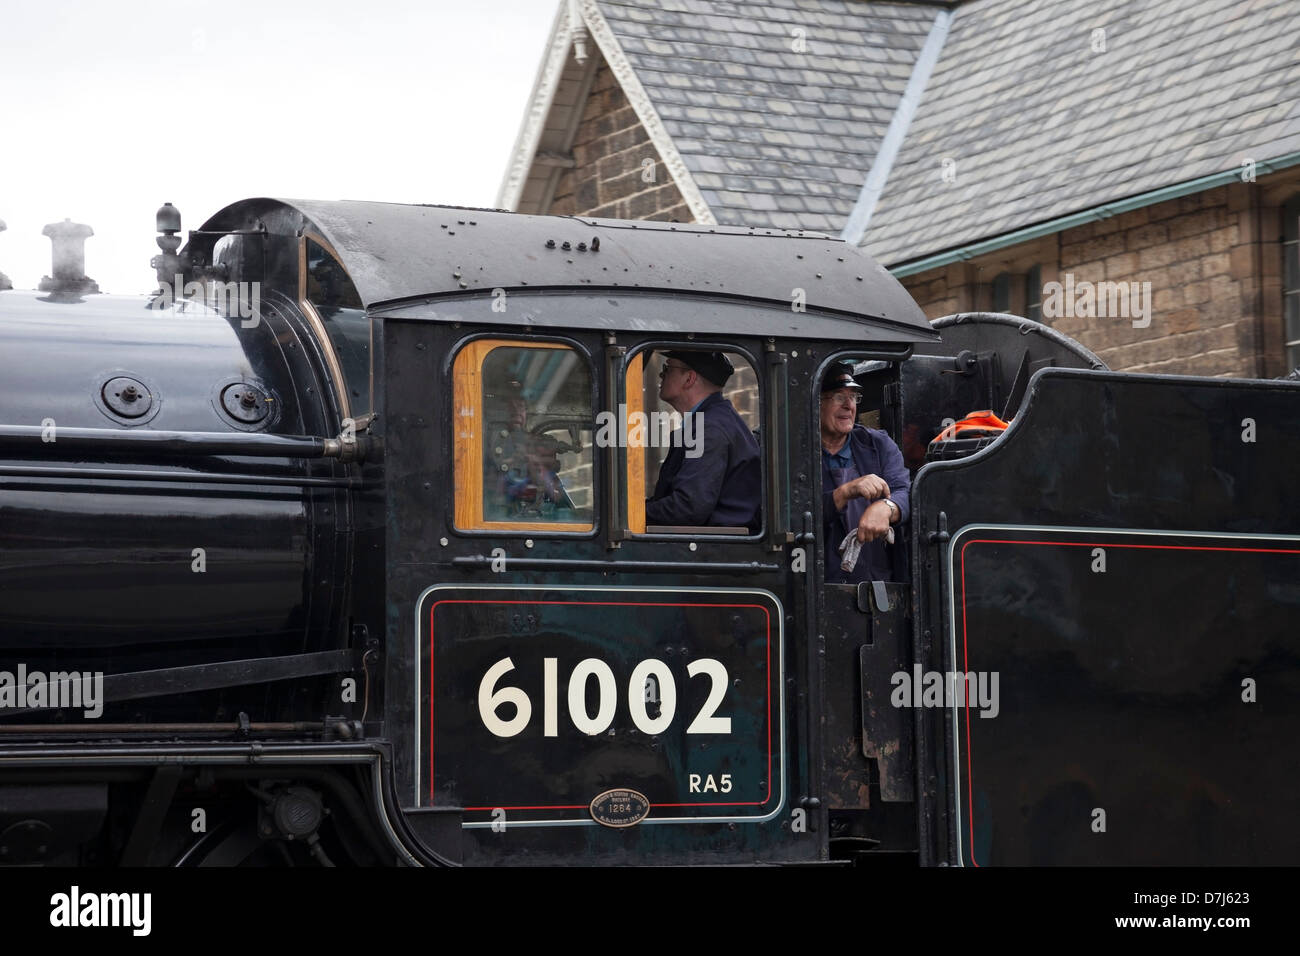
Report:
821,390,862,407
659,363,691,378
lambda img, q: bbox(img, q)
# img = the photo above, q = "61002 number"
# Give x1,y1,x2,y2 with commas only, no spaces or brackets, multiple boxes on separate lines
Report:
478,657,731,738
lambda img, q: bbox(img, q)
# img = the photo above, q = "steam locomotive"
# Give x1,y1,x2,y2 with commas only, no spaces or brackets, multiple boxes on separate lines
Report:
0,198,1295,866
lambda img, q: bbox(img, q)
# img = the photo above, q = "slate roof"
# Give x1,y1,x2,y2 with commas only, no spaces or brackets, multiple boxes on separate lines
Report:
509,0,1300,266
861,0,1300,265
594,0,941,233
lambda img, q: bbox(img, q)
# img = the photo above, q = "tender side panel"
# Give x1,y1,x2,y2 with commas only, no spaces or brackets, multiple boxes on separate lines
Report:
911,369,1300,865
948,525,1299,865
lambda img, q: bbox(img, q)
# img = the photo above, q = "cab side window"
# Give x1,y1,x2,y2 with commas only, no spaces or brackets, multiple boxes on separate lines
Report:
625,348,760,535
453,339,594,532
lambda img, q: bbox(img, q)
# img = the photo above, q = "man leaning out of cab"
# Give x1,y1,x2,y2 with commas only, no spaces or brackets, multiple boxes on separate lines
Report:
820,364,909,582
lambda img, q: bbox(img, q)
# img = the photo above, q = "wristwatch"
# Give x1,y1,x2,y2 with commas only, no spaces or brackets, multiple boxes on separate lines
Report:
882,497,900,523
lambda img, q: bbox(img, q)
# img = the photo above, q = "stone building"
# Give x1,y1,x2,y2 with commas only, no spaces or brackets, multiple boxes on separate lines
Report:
500,0,1300,378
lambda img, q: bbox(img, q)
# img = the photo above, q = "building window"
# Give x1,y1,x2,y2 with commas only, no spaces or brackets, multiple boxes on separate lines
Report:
984,266,1042,321
452,339,594,532
991,272,1012,313
1283,196,1300,372
1024,265,1043,323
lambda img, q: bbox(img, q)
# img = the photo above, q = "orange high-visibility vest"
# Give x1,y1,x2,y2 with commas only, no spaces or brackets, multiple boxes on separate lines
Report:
932,410,1010,443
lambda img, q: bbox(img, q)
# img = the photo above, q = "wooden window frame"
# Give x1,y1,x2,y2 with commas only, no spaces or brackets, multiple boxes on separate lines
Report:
452,337,594,534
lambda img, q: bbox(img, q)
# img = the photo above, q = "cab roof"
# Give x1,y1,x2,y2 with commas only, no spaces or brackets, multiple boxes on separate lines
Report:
196,198,937,344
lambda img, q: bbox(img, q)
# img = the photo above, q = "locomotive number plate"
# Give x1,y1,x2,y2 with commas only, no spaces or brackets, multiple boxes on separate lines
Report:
415,585,784,827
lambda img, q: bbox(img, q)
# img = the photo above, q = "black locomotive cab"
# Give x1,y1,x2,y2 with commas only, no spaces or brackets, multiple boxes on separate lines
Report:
317,198,938,865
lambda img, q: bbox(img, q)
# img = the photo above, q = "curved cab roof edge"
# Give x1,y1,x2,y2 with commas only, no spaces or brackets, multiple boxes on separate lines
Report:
196,198,936,341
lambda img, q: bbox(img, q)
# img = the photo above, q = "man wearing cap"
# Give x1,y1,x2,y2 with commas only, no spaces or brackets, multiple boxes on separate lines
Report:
486,378,573,519
821,364,909,582
646,350,760,530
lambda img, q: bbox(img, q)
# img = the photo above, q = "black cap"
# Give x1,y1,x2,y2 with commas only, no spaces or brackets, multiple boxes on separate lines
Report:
489,379,525,401
666,350,734,386
820,364,864,393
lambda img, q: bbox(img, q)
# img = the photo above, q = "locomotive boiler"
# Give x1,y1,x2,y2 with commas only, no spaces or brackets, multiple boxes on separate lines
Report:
0,198,1295,867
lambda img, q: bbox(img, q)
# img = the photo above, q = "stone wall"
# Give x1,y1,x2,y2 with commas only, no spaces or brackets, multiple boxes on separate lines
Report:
549,57,693,223
900,176,1299,379
1054,186,1257,377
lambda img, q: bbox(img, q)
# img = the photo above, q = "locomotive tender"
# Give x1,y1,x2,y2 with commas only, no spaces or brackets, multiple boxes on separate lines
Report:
0,198,1295,866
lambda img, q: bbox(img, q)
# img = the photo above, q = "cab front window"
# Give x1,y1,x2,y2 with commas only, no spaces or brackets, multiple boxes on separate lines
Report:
301,236,371,417
453,339,594,532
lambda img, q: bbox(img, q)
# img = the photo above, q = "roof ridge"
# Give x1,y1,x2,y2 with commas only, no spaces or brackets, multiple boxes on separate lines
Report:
841,8,952,243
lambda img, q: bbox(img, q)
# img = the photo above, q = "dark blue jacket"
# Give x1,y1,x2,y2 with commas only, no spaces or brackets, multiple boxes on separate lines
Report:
647,392,760,530
822,425,910,583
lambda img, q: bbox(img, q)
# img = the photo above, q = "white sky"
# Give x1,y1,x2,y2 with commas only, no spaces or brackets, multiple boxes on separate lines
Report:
0,0,559,293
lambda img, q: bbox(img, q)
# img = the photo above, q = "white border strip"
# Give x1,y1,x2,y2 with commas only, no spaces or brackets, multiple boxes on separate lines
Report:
944,522,1300,866
414,583,786,828
497,1,577,210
